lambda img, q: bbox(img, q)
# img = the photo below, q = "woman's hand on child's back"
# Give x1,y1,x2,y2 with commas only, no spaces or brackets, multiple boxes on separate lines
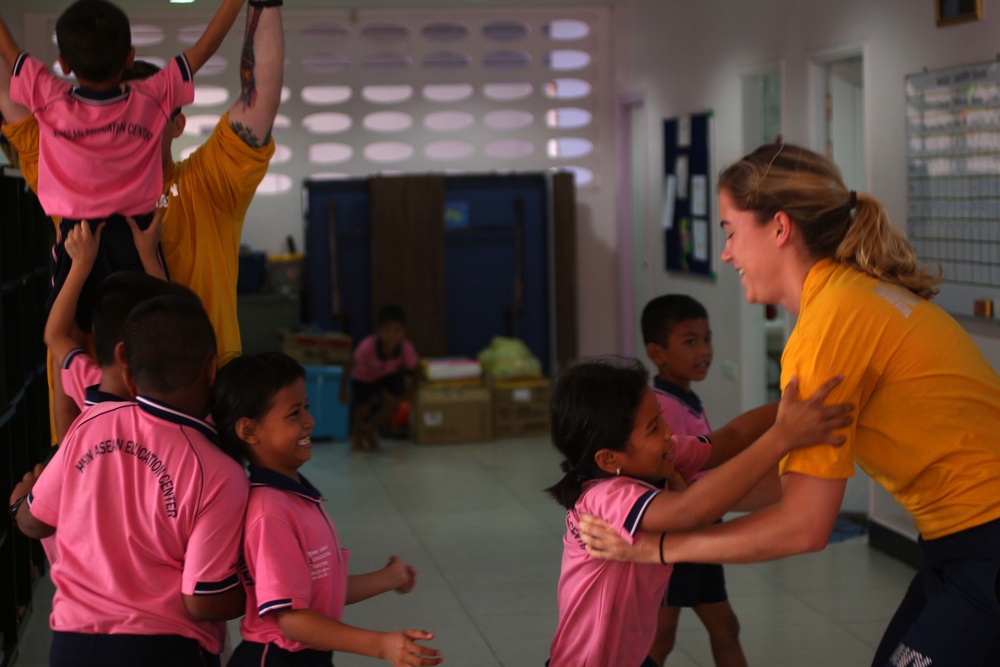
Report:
379,630,442,667
774,376,854,451
385,555,417,594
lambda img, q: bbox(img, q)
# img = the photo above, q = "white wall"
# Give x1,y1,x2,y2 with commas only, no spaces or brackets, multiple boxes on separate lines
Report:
611,0,1000,423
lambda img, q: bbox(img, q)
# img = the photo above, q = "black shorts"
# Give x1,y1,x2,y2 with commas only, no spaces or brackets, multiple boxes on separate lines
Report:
47,213,165,331
50,631,219,667
872,515,1000,666
228,640,333,667
351,372,406,409
665,561,729,607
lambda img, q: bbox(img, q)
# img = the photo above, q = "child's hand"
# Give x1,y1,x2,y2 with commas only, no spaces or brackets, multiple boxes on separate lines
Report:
773,376,854,452
64,220,103,269
665,469,688,492
126,209,164,262
9,463,44,506
379,630,442,667
384,555,417,594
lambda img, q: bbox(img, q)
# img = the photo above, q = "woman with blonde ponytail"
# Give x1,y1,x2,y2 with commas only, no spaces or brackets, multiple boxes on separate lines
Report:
580,142,1000,666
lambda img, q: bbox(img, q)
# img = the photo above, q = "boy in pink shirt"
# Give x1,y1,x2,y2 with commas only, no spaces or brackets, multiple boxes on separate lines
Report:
11,295,249,667
641,294,747,667
340,304,418,452
546,358,852,667
0,0,244,329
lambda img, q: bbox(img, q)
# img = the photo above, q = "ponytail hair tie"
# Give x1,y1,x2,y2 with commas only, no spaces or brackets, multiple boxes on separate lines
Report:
849,190,857,210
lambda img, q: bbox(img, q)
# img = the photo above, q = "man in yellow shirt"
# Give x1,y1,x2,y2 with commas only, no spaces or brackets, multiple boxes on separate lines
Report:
1,0,284,438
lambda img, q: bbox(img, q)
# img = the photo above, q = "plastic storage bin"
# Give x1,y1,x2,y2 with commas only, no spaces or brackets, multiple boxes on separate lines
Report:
304,365,350,440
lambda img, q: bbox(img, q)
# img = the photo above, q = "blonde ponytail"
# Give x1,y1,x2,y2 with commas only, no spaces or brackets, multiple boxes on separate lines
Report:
834,194,941,299
719,142,941,299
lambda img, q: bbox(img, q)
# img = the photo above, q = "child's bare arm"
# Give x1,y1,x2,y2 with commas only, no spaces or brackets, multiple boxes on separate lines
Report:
43,221,103,370
0,13,22,72
640,375,852,533
276,609,441,667
227,1,283,148
0,47,29,125
126,210,166,280
346,556,416,605
701,400,779,469
183,0,246,74
183,587,246,621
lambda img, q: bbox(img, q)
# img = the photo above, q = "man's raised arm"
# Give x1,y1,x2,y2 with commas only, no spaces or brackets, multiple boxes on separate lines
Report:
227,1,283,148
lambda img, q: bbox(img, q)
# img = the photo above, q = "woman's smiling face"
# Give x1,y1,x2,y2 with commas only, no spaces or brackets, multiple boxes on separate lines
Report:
719,188,783,305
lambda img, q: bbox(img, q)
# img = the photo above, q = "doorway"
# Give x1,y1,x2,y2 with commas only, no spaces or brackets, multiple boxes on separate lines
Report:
616,93,652,360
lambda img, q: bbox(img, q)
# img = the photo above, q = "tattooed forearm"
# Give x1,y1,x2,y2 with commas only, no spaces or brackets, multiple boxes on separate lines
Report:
230,121,270,148
238,6,263,108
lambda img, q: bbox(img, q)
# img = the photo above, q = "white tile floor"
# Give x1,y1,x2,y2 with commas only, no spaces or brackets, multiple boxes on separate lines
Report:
12,435,916,667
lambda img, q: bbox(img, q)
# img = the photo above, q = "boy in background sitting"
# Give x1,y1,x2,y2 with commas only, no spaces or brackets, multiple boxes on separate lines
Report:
340,304,417,452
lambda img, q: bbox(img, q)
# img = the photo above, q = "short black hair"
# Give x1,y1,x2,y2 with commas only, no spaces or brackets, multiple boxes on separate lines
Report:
123,295,216,394
376,304,406,327
212,352,306,464
92,271,201,367
56,0,131,83
640,294,709,347
545,357,649,510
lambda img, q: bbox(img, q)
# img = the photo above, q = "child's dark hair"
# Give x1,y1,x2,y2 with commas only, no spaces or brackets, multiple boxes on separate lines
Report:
640,294,708,346
92,271,201,367
545,357,650,510
123,295,216,394
212,353,306,464
376,304,406,327
56,0,131,84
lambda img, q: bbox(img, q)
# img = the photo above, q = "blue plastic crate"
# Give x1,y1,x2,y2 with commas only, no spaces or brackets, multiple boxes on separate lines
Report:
304,365,349,440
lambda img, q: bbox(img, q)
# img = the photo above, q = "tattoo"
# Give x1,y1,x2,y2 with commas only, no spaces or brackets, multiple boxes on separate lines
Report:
239,7,263,108
230,121,268,148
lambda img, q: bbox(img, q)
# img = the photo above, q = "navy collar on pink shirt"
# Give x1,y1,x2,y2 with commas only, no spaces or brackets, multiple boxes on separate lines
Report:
653,376,704,417
248,465,324,503
84,385,127,406
136,394,218,444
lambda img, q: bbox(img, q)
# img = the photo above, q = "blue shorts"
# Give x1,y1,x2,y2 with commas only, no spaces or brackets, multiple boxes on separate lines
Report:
872,516,1000,667
228,640,333,666
50,631,219,667
665,562,729,607
351,372,406,410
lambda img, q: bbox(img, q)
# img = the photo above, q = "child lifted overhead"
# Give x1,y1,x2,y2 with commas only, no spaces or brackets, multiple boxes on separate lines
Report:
0,0,245,329
213,352,442,667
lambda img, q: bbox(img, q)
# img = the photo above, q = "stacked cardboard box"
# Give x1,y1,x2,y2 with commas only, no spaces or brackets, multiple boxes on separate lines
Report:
492,377,551,438
411,383,492,444
279,330,352,366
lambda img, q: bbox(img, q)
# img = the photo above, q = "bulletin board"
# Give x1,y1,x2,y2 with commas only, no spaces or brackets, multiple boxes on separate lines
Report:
905,60,1000,319
663,112,714,277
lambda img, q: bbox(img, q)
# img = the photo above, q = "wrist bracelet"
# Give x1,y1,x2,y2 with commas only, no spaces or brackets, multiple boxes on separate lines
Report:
248,0,283,7
659,532,667,565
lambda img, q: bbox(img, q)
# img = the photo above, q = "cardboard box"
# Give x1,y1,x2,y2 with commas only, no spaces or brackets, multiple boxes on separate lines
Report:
412,383,492,444
280,329,352,366
493,377,551,438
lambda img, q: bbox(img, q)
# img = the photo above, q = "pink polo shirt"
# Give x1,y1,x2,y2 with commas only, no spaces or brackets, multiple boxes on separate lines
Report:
548,435,711,667
60,349,103,409
29,395,249,654
350,334,418,384
9,53,195,219
239,466,349,652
